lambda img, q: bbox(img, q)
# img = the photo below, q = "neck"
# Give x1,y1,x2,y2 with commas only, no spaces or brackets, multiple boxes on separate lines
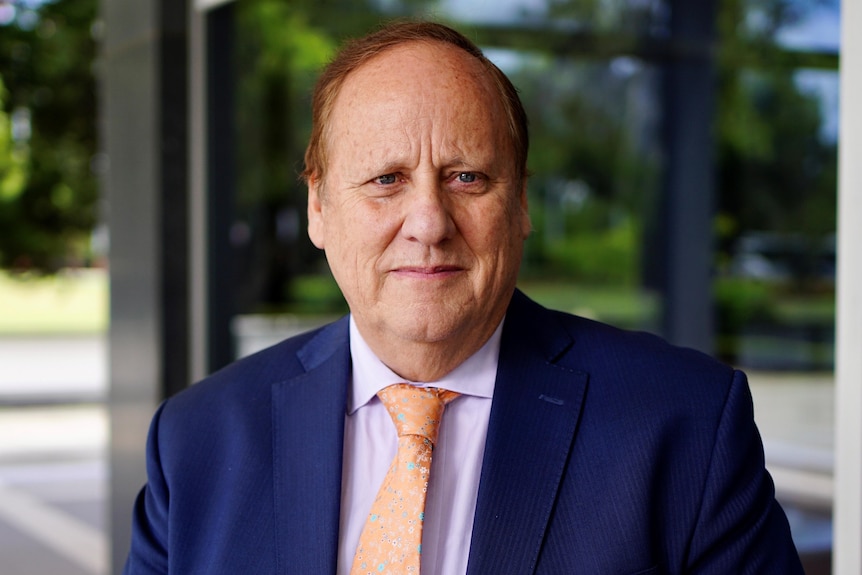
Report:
357,321,502,383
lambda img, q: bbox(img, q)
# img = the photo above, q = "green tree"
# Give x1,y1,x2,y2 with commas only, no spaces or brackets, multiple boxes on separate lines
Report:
715,0,838,281
0,78,28,207
0,0,99,271
233,0,409,311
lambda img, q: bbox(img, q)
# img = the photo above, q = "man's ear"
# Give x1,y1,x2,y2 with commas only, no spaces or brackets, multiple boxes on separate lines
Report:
307,177,325,249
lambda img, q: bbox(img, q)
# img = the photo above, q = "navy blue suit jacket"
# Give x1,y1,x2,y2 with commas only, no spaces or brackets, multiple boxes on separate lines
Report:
124,290,803,574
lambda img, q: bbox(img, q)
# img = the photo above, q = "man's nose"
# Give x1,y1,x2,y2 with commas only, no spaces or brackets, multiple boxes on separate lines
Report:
400,179,456,246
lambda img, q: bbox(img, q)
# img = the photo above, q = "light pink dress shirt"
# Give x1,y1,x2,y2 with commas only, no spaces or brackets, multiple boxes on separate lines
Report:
336,316,502,575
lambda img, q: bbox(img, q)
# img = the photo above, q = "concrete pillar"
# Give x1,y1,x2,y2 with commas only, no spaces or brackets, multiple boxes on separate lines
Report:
833,0,862,570
103,0,189,571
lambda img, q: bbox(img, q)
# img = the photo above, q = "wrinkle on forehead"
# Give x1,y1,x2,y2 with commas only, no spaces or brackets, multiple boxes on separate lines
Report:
324,42,510,178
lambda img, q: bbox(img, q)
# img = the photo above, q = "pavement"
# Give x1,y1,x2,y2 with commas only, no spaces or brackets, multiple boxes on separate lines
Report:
0,335,107,575
0,333,836,574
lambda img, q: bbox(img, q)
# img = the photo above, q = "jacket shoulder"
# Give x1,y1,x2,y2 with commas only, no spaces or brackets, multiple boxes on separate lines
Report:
508,289,733,383
158,316,349,422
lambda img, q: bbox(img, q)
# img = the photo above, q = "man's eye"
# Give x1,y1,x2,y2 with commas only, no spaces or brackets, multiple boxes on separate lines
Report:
457,172,477,183
376,174,398,185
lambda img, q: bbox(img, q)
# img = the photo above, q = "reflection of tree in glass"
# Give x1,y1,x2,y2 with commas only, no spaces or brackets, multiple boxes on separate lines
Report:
716,0,838,285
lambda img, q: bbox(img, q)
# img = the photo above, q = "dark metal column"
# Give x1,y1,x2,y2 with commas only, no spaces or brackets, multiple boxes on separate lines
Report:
159,0,191,399
659,0,719,353
205,3,237,373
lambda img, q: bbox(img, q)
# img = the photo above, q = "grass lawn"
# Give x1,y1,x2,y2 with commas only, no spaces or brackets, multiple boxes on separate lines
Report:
0,269,108,335
283,273,661,330
0,267,831,341
517,280,659,329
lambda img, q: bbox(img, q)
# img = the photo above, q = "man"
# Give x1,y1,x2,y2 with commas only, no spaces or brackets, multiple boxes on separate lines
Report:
124,21,804,574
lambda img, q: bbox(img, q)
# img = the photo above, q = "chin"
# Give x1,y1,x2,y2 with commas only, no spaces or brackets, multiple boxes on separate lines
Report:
391,318,459,344
381,304,463,342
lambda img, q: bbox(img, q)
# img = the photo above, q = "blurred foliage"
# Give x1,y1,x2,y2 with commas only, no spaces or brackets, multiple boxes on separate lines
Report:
0,0,838,351
543,215,641,287
715,276,776,334
236,1,335,209
524,193,642,287
546,0,666,33
0,0,99,272
0,79,28,204
713,274,835,364
233,1,337,310
519,279,659,329
226,0,837,320
715,0,838,274
284,273,348,315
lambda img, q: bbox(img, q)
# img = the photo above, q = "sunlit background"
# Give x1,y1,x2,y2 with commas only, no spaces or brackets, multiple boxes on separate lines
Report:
0,0,844,573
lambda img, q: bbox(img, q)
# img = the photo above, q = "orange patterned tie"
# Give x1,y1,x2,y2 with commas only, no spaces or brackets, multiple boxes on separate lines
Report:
351,384,460,575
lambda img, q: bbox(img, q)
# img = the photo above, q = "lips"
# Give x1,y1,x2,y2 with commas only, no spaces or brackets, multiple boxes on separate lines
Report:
397,265,461,273
391,265,464,277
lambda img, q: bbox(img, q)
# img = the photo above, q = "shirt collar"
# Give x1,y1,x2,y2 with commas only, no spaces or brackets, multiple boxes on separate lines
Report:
347,315,502,414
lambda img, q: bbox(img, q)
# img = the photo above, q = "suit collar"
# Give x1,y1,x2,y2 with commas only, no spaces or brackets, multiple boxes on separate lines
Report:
272,317,350,574
295,315,350,372
468,290,589,575
269,294,589,574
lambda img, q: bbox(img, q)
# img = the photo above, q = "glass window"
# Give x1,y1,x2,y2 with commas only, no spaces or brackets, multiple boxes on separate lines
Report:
224,2,838,567
230,0,666,347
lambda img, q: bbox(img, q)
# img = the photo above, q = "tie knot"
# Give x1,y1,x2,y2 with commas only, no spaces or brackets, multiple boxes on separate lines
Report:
377,383,459,444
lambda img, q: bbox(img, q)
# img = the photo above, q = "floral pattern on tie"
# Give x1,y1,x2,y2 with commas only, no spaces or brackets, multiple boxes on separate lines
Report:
351,384,459,574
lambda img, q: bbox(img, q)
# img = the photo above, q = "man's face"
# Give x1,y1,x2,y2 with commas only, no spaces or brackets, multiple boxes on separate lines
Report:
307,41,530,368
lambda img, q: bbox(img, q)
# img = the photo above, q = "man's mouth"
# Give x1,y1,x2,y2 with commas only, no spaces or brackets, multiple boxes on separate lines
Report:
392,265,463,277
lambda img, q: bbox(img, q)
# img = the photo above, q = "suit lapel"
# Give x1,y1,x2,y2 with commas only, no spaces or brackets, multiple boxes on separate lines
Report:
272,320,350,575
267,295,587,574
467,292,588,575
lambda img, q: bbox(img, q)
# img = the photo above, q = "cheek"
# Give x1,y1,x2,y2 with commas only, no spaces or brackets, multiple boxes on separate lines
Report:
325,203,397,263
461,202,523,256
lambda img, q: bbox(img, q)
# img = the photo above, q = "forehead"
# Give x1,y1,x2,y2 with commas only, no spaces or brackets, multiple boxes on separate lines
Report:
329,41,502,135
346,40,492,97
327,41,505,161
